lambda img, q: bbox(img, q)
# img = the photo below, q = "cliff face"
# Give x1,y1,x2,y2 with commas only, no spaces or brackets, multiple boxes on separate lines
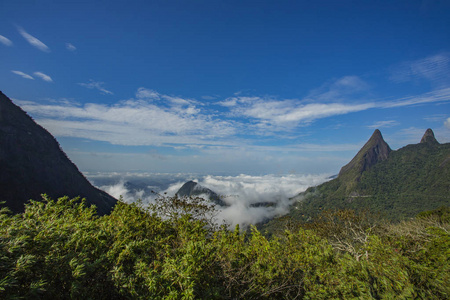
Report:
339,129,391,180
0,91,117,214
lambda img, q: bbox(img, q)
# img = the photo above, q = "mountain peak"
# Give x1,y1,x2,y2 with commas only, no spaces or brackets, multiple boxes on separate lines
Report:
176,181,227,206
420,128,439,144
339,129,391,180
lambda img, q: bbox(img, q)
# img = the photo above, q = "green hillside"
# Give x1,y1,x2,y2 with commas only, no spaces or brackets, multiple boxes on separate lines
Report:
263,130,450,233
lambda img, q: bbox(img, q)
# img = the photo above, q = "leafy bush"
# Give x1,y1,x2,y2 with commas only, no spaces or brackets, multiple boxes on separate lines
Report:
0,197,448,299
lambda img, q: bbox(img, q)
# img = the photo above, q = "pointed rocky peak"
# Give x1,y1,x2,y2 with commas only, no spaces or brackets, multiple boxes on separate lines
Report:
339,129,391,179
0,91,117,214
420,128,439,144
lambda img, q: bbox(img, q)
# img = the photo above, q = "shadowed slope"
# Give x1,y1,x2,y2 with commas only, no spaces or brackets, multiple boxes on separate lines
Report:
0,91,117,214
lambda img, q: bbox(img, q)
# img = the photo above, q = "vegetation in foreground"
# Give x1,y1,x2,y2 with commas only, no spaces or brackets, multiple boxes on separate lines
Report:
0,195,449,299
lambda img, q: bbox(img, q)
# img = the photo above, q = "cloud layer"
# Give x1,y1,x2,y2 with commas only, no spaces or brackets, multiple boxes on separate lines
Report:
16,82,450,149
95,172,330,228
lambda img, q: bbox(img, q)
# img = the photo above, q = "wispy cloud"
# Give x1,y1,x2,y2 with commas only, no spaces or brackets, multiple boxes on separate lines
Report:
218,85,450,132
65,43,76,51
17,89,235,147
17,26,50,52
390,52,450,86
0,35,13,46
217,76,375,131
14,81,450,150
33,71,53,82
136,87,159,100
135,88,200,116
228,98,374,126
367,120,399,129
380,88,450,108
307,75,370,102
11,70,34,80
79,80,113,95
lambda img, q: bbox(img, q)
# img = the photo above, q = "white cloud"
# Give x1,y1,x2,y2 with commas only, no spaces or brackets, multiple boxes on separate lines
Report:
16,84,450,150
445,117,450,129
136,87,160,100
0,35,13,46
217,76,374,130
79,80,113,95
66,43,76,51
224,96,375,127
17,90,236,147
200,174,329,227
367,120,399,129
135,88,201,117
11,70,34,80
17,26,50,52
33,71,53,82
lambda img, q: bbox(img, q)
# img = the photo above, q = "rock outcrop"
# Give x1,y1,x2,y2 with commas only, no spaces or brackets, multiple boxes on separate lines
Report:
0,91,117,214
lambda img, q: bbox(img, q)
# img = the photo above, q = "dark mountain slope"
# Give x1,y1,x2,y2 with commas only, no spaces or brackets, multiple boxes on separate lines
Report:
0,91,117,215
264,129,449,230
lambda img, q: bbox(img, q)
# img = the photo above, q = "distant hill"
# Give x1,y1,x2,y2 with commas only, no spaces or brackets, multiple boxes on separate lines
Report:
0,91,117,215
176,181,227,206
263,129,449,230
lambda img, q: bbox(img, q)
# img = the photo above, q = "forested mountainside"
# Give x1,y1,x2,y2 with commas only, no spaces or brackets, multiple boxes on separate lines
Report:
263,129,450,234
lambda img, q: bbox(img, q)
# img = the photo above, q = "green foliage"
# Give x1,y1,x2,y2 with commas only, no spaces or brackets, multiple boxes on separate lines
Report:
0,197,448,299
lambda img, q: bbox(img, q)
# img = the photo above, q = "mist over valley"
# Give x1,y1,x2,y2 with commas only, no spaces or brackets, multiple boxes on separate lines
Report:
88,172,331,227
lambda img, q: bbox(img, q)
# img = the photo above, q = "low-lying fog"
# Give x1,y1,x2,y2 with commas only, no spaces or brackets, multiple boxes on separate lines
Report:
87,172,331,228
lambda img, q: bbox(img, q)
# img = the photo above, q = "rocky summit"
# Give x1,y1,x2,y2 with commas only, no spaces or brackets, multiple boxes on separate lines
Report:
420,128,439,144
338,129,391,186
0,91,117,215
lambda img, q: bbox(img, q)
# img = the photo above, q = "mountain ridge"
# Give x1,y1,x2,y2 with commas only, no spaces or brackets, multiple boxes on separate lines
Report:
263,128,449,232
0,91,117,215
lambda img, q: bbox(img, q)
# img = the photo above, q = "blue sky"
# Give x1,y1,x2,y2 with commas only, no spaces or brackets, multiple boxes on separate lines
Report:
1,0,450,175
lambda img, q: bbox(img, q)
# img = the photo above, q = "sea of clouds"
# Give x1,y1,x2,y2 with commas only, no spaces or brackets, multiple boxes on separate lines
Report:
87,172,331,228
